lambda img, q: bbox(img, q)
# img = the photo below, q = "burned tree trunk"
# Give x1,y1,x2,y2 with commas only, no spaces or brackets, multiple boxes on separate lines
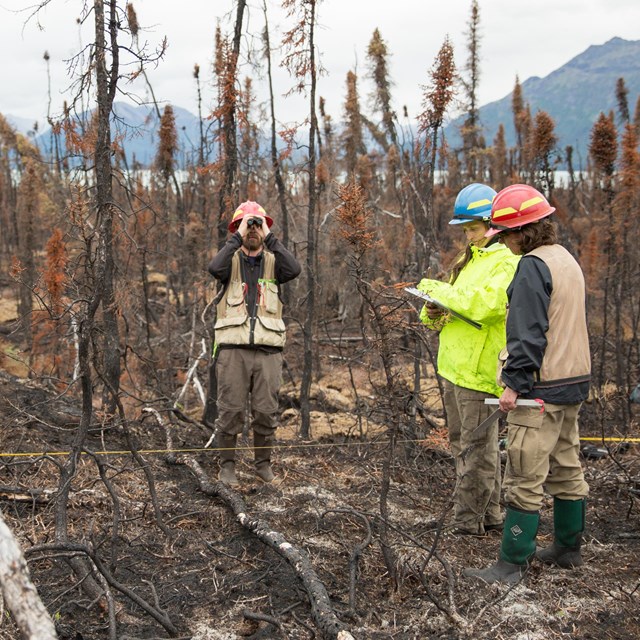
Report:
94,0,122,415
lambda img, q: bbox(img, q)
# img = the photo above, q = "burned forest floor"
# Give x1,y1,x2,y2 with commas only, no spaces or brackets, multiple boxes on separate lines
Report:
0,360,640,640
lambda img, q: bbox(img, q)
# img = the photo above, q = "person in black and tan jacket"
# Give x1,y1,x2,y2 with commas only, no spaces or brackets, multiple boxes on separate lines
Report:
208,201,301,486
463,184,590,585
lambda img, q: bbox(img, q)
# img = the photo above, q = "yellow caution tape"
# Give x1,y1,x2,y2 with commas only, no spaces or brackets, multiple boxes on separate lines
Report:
0,436,637,459
580,437,640,443
0,439,386,459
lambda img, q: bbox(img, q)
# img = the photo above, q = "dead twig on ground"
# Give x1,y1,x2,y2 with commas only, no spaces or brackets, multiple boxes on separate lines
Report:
243,608,286,637
321,508,372,617
26,541,179,636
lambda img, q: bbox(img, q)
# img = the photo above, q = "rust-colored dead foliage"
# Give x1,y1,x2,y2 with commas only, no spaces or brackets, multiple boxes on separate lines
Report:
612,123,640,244
63,109,98,158
126,2,139,39
590,112,618,176
29,229,72,382
280,0,323,96
334,181,377,253
210,33,238,136
156,104,177,180
529,110,557,162
419,36,456,133
44,228,68,313
420,425,450,452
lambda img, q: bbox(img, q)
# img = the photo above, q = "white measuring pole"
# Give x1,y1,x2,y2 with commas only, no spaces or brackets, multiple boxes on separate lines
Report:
484,398,542,407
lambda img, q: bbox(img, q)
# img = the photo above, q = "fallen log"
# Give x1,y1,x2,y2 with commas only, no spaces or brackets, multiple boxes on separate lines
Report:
0,485,53,503
182,457,355,640
0,511,58,639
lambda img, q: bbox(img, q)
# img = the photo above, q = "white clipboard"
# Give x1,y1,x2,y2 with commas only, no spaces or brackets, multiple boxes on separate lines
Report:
405,287,482,330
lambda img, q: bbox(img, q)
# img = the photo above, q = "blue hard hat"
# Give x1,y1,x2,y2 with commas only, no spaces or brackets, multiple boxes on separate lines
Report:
449,183,497,225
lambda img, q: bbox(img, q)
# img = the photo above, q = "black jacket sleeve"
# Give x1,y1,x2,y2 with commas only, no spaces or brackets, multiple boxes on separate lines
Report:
502,255,552,394
207,233,243,284
207,232,301,285
264,233,302,284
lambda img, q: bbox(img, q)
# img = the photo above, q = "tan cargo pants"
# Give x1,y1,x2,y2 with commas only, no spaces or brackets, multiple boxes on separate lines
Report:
214,348,283,437
503,402,589,511
443,380,503,533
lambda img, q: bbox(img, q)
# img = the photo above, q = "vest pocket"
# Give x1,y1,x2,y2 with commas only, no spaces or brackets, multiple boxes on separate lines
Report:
219,281,247,322
226,281,245,306
263,282,281,314
256,316,286,333
254,315,286,348
214,314,250,346
214,315,247,329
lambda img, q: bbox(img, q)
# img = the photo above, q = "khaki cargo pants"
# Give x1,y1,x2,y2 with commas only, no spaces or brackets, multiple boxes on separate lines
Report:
443,380,503,534
214,348,283,437
503,402,589,512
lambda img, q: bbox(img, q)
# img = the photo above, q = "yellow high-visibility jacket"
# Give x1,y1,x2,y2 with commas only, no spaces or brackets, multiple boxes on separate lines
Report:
418,242,520,397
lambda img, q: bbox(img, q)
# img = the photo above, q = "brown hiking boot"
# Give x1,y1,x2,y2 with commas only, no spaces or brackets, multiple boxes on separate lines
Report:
254,433,276,483
217,433,239,486
218,461,239,486
255,462,275,483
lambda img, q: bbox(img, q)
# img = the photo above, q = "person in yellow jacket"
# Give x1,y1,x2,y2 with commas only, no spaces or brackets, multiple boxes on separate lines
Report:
418,183,520,535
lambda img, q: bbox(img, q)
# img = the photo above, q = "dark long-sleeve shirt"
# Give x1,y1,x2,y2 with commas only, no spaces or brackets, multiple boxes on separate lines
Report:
208,232,301,287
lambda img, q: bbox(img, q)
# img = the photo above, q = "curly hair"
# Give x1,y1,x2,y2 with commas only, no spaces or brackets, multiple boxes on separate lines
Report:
519,218,558,254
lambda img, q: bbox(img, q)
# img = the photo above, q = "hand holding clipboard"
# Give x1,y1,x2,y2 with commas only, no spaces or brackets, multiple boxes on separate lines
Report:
404,286,483,330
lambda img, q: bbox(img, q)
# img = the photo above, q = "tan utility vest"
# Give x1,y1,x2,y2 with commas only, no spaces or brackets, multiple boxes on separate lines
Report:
528,244,591,387
214,250,286,348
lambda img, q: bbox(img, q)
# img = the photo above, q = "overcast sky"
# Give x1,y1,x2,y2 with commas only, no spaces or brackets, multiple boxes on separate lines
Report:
1,0,639,130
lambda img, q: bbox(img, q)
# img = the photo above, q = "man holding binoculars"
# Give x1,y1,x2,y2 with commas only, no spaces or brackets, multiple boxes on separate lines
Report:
207,201,301,485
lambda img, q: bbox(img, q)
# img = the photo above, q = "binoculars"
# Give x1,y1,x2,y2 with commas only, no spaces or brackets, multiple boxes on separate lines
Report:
246,217,263,228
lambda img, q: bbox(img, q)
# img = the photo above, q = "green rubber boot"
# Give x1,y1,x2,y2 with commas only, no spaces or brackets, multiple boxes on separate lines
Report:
536,497,585,568
463,505,539,585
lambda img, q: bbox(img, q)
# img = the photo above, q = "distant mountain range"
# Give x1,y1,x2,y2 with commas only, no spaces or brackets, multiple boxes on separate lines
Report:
6,37,639,170
17,102,206,167
445,37,640,168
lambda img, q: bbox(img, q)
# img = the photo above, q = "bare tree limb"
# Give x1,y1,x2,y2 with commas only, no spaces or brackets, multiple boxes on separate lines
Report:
27,542,179,636
321,508,372,616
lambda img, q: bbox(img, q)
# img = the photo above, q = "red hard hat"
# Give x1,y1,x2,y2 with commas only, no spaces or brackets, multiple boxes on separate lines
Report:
228,201,274,232
485,184,555,238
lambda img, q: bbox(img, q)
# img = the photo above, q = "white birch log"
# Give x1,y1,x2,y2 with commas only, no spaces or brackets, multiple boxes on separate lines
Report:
0,511,58,639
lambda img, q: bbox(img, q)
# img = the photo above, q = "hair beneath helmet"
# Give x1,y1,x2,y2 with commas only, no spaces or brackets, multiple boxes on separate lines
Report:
519,218,558,253
449,183,497,225
228,201,274,232
486,184,555,237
